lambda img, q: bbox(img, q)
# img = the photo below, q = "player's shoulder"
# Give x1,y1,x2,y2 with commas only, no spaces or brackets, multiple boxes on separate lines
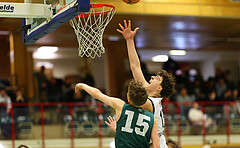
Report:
140,107,155,119
148,97,163,103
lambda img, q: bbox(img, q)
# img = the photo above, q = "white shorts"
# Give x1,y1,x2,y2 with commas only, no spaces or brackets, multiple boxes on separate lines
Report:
159,135,168,148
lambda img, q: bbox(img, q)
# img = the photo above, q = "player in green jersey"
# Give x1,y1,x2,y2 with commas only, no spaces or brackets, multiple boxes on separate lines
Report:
75,80,160,148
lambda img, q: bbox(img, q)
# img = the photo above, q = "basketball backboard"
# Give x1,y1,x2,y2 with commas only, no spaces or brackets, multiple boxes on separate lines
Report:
22,0,91,45
0,0,115,58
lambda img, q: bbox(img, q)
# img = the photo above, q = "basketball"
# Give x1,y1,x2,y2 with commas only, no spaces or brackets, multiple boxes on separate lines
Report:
122,0,140,5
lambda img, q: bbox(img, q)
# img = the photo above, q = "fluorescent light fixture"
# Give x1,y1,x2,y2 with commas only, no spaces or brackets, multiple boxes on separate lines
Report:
169,50,186,55
152,55,169,62
108,36,120,41
36,62,54,69
33,52,58,59
34,46,59,59
172,21,185,30
136,36,145,48
37,46,59,53
0,31,9,35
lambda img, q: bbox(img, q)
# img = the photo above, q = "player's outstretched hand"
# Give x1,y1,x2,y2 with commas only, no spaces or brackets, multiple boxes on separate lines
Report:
117,20,139,40
105,116,116,133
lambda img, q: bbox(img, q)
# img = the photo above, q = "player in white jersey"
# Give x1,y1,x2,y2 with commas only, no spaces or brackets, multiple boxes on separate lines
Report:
115,20,176,148
148,96,175,147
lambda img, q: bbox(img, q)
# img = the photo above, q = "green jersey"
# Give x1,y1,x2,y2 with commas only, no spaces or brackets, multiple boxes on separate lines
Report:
115,103,154,148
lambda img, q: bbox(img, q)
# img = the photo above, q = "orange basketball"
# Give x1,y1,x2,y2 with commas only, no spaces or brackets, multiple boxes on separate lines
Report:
122,0,140,5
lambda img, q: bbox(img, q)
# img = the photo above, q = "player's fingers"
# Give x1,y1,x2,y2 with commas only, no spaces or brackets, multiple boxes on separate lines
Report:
112,117,116,121
117,29,123,34
133,27,139,34
119,23,124,30
107,116,112,122
105,121,110,126
124,20,127,28
134,27,139,32
109,116,114,122
128,20,131,28
108,116,113,122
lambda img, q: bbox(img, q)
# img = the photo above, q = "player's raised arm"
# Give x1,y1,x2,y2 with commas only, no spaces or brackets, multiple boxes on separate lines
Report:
75,83,124,111
117,20,149,87
150,117,160,148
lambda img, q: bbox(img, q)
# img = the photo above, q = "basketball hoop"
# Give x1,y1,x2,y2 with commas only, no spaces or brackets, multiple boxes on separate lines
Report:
69,3,115,58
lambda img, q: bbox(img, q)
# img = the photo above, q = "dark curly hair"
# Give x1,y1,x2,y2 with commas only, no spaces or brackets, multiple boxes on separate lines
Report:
18,145,29,148
128,80,148,106
166,138,182,148
158,70,176,98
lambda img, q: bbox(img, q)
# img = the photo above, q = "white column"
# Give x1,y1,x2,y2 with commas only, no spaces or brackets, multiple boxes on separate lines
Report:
201,59,217,81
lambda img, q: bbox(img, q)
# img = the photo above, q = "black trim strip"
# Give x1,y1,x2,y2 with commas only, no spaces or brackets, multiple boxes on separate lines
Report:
148,98,155,114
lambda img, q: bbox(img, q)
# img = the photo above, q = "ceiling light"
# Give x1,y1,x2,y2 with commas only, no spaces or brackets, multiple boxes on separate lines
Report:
108,36,120,41
174,38,186,49
172,21,185,30
152,55,169,62
169,50,186,55
37,46,59,53
34,46,59,59
0,31,9,35
33,52,58,59
136,36,145,48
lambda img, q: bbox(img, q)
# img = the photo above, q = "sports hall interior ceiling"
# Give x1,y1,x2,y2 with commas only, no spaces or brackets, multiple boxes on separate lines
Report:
0,2,240,52
34,14,240,51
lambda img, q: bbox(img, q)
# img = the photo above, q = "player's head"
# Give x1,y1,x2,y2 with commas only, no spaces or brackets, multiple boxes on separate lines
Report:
17,145,29,148
150,70,175,98
127,80,148,107
166,139,182,148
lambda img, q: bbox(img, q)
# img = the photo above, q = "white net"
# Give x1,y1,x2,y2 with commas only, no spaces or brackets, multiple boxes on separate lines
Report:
69,4,115,58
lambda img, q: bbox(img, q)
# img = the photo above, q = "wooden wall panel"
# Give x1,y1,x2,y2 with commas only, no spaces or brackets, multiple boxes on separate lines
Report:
9,32,34,99
105,40,132,99
0,36,10,79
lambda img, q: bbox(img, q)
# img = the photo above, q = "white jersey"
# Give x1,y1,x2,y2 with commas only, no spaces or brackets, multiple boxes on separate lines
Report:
148,97,165,134
148,97,168,148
